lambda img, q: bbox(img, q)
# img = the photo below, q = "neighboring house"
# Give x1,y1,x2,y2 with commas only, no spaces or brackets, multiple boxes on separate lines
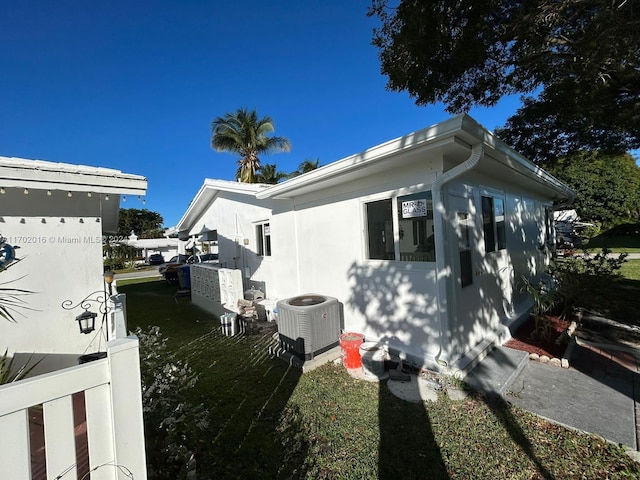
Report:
0,156,148,478
122,231,182,263
177,115,574,373
0,156,146,357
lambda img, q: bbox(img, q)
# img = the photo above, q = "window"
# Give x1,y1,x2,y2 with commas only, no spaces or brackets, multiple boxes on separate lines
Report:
457,212,473,288
398,192,435,262
365,191,435,262
366,199,395,260
482,195,506,253
256,222,271,256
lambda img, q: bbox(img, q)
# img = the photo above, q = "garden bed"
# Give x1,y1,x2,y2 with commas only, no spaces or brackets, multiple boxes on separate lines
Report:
505,315,571,359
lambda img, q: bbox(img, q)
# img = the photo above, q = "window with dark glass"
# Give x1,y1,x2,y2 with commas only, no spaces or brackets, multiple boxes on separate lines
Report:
397,192,435,262
366,199,395,260
256,222,271,256
482,195,506,253
457,212,473,287
495,198,506,250
365,191,436,262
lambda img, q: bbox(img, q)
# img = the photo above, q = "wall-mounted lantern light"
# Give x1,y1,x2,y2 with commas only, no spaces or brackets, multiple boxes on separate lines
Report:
62,271,116,337
75,310,98,334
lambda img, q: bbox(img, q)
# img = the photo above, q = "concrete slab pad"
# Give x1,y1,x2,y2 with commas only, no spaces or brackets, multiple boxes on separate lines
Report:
272,345,343,372
387,375,439,403
507,361,636,448
465,346,529,396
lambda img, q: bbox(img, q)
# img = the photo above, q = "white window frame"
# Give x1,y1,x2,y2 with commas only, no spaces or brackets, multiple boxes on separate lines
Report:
255,220,271,257
480,189,506,254
362,189,435,263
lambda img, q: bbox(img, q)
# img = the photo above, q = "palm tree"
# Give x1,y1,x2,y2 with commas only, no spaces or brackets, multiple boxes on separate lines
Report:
255,163,289,184
211,108,291,183
289,158,320,178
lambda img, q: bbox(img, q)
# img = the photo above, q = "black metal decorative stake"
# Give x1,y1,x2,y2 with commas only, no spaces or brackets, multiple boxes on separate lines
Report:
61,290,112,337
61,270,115,339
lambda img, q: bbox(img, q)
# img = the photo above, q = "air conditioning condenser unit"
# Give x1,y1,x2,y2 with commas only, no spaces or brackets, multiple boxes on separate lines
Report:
276,294,341,360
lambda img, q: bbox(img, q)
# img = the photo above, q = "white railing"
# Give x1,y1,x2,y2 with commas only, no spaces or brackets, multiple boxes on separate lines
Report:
0,336,147,480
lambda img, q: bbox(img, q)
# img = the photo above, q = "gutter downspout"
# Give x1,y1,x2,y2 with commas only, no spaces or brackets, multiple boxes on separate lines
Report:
432,143,484,368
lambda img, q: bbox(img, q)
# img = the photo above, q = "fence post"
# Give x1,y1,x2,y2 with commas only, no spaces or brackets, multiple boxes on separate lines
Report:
107,336,147,478
110,293,128,340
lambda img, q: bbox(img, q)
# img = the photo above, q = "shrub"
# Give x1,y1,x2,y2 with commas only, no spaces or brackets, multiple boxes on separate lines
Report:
134,326,208,480
520,248,628,332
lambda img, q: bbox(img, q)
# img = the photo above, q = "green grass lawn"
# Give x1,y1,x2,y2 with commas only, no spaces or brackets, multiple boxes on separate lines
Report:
121,280,640,479
585,222,640,253
621,259,640,281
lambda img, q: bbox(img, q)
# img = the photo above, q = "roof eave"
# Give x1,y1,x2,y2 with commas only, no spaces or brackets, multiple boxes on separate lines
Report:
0,157,147,195
177,179,270,232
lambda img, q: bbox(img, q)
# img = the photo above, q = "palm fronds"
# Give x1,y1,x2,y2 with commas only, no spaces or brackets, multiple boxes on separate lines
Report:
0,349,43,384
0,257,34,322
211,108,291,183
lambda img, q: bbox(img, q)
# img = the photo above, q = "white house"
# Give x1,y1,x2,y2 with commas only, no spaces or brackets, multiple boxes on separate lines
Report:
177,115,574,373
122,232,182,263
0,156,148,478
0,156,147,358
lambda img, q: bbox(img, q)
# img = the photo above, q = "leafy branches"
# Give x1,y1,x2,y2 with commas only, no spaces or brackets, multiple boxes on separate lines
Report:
521,248,628,321
368,0,640,163
134,326,208,480
544,151,640,226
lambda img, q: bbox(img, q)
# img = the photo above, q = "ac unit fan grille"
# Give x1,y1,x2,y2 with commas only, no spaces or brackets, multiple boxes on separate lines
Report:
287,295,326,307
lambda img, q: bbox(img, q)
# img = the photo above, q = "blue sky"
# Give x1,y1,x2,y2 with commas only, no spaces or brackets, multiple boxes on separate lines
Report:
1,1,533,227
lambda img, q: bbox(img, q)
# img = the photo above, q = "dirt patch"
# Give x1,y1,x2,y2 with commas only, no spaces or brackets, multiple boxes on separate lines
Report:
504,315,571,359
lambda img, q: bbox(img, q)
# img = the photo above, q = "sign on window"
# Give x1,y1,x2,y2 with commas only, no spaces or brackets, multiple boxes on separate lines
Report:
401,199,428,218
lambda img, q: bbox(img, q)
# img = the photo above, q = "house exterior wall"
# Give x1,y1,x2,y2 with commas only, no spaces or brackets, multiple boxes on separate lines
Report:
179,117,572,371
0,188,111,357
442,173,552,363
272,158,445,364
184,190,283,296
265,153,556,368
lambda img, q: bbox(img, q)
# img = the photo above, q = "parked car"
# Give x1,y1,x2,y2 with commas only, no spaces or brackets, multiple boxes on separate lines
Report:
161,253,219,285
148,253,165,265
158,254,188,282
187,253,219,264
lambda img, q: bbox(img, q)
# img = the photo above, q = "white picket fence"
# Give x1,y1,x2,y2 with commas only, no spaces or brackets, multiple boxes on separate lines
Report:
0,336,147,480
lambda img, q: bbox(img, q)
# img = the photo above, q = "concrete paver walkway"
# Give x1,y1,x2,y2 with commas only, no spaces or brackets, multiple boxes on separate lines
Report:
467,341,640,450
507,342,638,448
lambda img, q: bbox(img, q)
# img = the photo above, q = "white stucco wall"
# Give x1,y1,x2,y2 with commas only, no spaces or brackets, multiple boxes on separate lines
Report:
442,174,552,362
180,130,569,369
272,160,445,364
185,191,285,296
1,211,107,357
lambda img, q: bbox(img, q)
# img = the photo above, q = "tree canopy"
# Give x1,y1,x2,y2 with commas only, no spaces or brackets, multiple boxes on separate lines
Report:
117,208,165,239
546,152,640,226
289,158,320,178
255,163,289,184
211,108,291,183
369,0,640,163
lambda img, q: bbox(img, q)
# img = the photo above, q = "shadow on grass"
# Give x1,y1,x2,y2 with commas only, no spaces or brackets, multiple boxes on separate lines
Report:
121,280,309,479
483,395,555,480
378,378,449,479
